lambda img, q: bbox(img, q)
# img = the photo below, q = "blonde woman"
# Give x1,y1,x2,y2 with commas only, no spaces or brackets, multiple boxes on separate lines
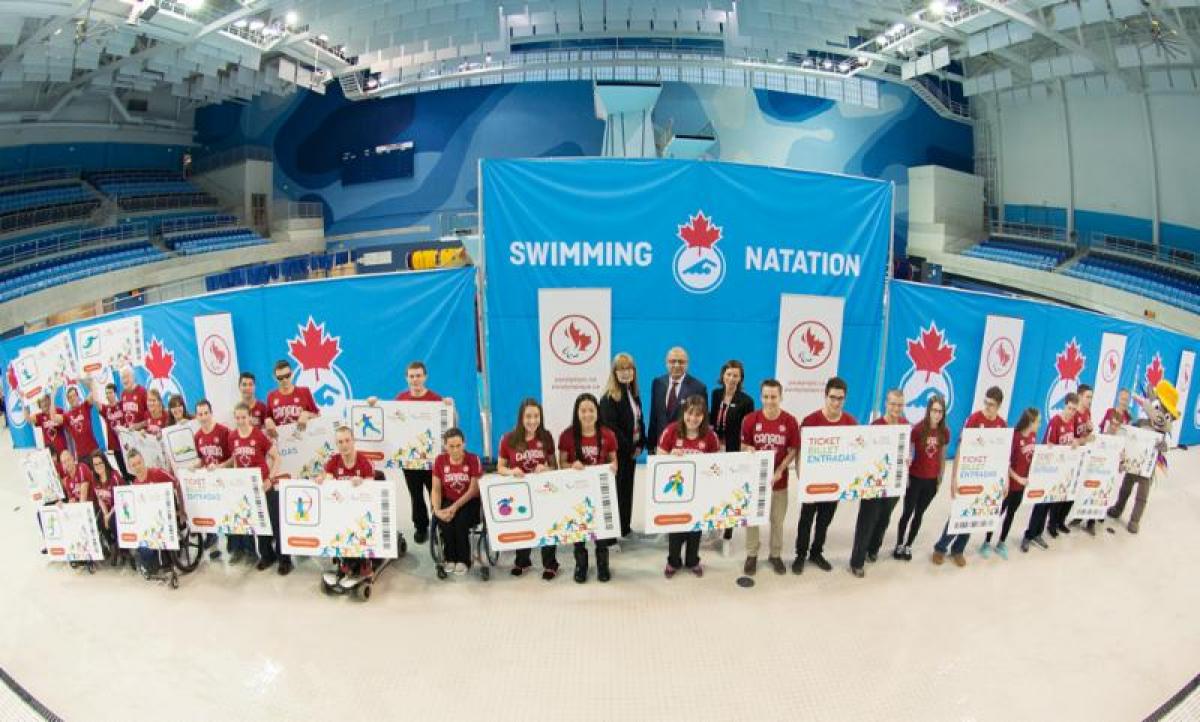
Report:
598,353,644,539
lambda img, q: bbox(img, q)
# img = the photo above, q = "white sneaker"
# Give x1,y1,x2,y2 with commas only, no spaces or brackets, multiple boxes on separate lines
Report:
720,538,732,557
338,573,363,590
453,562,467,575
322,570,340,587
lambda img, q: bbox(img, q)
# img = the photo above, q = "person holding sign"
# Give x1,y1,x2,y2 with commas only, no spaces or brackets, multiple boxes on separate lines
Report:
1100,389,1131,434
893,394,948,561
87,451,122,557
64,385,100,460
712,360,754,551
932,386,1007,567
144,390,170,438
739,379,798,577
33,395,68,465
228,402,286,574
194,400,239,563
126,448,178,575
320,426,380,588
99,383,130,479
1044,392,1079,540
657,395,721,578
1058,384,1095,532
432,428,483,577
849,389,906,577
793,377,857,575
498,398,561,579
1022,392,1078,551
264,360,320,437
59,448,95,504
598,353,644,539
118,366,148,430
558,393,619,583
1107,381,1179,534
982,408,1039,560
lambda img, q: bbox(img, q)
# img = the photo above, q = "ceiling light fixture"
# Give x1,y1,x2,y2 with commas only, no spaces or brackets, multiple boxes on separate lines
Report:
285,11,298,26
249,19,265,31
929,1,946,16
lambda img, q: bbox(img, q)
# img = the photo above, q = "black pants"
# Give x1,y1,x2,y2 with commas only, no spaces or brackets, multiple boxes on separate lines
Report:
406,469,433,532
1024,503,1051,540
615,452,635,537
573,539,614,569
986,489,1024,543
794,501,837,558
110,445,131,482
667,531,701,569
1049,500,1073,529
896,476,938,547
514,545,558,570
262,487,287,564
437,498,480,565
850,496,899,569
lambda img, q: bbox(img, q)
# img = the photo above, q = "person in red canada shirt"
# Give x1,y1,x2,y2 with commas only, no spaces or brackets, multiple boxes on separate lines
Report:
497,398,560,579
63,385,100,460
1023,391,1079,551
558,392,619,584
126,448,178,575
933,385,1008,568
1100,388,1132,434
58,449,95,504
264,359,320,436
192,399,237,563
894,392,949,561
848,389,906,578
739,379,799,577
87,451,122,553
238,372,270,428
1056,384,1095,532
656,395,722,579
118,366,148,430
319,426,381,588
227,401,286,574
793,377,858,575
144,389,170,438
984,407,1040,559
98,382,130,479
432,427,483,577
33,394,68,463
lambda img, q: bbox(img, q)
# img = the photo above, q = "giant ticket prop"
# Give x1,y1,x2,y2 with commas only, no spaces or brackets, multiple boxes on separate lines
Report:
179,468,272,536
21,448,64,503
641,451,774,534
275,422,337,479
346,400,451,475
118,429,165,470
161,422,199,475
481,467,620,550
113,482,179,550
1118,425,1161,478
1025,446,1085,504
13,331,79,402
74,316,145,397
946,427,1014,534
1072,435,1124,520
39,503,104,562
278,478,398,559
797,424,911,502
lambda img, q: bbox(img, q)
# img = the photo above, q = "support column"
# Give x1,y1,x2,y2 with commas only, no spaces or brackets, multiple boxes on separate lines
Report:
594,81,662,158
1140,89,1162,247
1059,80,1075,241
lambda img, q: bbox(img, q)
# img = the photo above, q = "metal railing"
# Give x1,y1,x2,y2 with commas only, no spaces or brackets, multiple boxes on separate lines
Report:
273,200,324,221
117,193,218,213
0,167,80,191
161,214,238,236
192,145,274,175
910,75,970,119
1090,232,1200,275
989,220,1070,246
0,221,149,270
0,201,100,236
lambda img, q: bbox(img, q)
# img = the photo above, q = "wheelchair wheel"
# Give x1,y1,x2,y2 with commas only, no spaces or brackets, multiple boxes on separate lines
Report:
173,532,204,574
476,521,500,568
428,522,446,565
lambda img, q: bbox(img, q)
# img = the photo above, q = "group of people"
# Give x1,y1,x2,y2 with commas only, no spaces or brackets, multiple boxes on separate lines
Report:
32,344,1174,588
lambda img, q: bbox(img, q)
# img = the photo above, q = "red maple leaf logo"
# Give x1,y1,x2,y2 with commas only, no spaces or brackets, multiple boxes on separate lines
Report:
144,338,175,380
677,211,722,250
803,326,826,357
907,323,955,380
566,322,592,353
997,343,1011,368
288,317,342,374
1054,339,1086,382
1145,353,1164,389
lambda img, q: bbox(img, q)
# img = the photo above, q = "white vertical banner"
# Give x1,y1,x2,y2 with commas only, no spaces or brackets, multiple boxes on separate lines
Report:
194,313,241,425
1170,350,1194,447
537,288,612,437
1091,332,1127,416
774,294,843,421
970,315,1023,420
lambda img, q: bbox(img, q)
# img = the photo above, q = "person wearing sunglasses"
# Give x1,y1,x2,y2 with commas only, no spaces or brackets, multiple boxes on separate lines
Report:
264,359,320,438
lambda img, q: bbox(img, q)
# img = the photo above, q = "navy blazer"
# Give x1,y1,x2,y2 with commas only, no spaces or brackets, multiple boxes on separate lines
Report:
647,373,708,450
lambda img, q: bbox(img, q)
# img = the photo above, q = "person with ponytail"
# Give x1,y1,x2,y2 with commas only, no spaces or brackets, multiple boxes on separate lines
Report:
497,398,561,579
981,407,1039,560
558,393,619,583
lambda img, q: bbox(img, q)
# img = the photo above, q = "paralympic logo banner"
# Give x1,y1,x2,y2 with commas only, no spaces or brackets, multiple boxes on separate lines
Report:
482,159,892,450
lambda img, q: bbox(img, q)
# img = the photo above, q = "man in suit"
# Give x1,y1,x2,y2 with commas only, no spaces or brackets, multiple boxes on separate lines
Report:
647,346,708,451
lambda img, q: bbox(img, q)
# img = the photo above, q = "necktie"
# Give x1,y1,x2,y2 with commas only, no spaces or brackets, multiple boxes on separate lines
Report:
667,381,680,419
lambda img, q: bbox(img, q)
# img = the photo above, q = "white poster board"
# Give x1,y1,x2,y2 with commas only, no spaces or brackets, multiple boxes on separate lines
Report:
641,450,774,534
278,478,398,559
21,448,64,504
1118,424,1161,477
193,313,241,427
1072,435,1124,520
797,425,911,502
161,421,199,475
14,330,79,403
179,468,272,536
39,503,105,562
970,315,1023,420
114,482,180,550
346,399,452,475
75,316,145,401
774,294,844,423
480,466,620,550
118,428,166,470
946,427,1014,534
275,422,337,479
1025,446,1085,505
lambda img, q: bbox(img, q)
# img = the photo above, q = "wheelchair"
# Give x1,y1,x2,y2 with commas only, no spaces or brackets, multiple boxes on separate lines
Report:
132,513,205,590
429,504,498,581
319,471,408,602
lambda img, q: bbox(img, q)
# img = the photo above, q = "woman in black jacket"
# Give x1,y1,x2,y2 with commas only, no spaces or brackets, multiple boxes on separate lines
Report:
598,352,644,539
711,359,754,543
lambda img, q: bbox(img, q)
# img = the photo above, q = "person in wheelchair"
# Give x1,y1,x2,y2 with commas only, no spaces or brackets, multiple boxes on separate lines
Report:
431,428,482,576
87,451,123,562
126,449,179,577
319,426,379,589
57,448,96,569
557,393,618,583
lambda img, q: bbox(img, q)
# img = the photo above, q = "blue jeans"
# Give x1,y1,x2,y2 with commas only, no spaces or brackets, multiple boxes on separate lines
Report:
933,521,969,555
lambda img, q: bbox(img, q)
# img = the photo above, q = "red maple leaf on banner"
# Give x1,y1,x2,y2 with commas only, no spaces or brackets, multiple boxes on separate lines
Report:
677,211,722,250
907,323,955,379
144,338,175,380
1145,353,1164,389
803,326,826,357
1054,339,1086,381
566,322,592,353
288,317,341,372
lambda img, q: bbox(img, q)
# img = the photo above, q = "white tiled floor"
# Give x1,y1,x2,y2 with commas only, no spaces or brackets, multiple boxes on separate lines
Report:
2,434,1198,722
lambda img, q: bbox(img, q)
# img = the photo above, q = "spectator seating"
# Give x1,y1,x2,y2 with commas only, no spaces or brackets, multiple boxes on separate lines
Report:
0,184,96,215
0,222,147,268
962,238,1070,271
204,251,351,292
0,167,78,191
1065,255,1200,315
175,229,267,255
0,241,164,303
86,170,217,212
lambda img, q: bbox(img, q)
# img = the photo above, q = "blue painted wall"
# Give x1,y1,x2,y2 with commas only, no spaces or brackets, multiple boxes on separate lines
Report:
0,143,189,173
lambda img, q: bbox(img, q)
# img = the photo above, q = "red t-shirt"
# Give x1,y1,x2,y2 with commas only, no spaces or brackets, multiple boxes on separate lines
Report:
34,409,68,457
61,463,95,503
1044,414,1075,446
433,452,483,502
800,409,860,428
120,386,148,427
965,411,1007,429
267,387,319,426
230,427,274,481
557,427,618,466
1100,407,1131,434
92,469,120,514
324,453,376,480
396,389,443,402
1073,408,1093,440
144,409,169,438
909,424,948,480
135,467,175,485
64,401,100,459
1009,429,1038,492
100,402,124,447
657,423,721,454
741,410,800,490
499,433,552,473
193,424,232,466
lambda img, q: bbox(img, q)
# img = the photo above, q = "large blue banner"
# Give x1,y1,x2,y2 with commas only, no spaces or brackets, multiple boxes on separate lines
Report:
1,269,482,453
883,281,1200,452
482,158,892,447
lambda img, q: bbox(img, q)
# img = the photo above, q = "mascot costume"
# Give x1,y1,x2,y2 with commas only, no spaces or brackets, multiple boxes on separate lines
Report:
1107,379,1180,533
